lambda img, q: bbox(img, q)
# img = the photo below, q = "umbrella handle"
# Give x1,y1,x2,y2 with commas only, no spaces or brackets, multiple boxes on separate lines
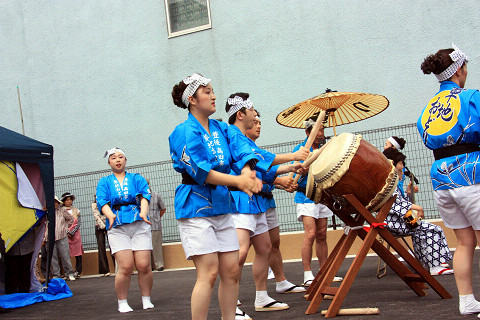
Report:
288,110,326,179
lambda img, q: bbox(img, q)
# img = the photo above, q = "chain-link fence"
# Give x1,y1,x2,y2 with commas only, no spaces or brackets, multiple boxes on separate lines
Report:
55,122,437,251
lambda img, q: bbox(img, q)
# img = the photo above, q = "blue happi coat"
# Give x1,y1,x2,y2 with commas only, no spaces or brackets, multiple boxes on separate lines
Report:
169,113,256,219
417,81,480,190
256,167,278,213
96,172,151,229
227,124,276,214
293,137,316,204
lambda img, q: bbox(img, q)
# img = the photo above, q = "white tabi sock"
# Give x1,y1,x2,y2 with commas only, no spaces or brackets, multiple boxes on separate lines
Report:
276,279,295,291
304,270,314,282
118,299,133,313
142,296,154,309
255,290,275,307
459,294,480,315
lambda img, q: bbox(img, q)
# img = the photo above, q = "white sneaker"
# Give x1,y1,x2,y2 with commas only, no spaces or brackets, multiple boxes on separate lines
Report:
430,266,454,275
68,275,76,281
333,276,343,282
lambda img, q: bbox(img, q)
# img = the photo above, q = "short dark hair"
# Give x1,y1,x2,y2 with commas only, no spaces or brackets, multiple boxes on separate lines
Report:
225,92,249,124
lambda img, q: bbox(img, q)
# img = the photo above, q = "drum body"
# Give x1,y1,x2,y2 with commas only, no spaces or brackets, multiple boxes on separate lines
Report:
306,133,398,212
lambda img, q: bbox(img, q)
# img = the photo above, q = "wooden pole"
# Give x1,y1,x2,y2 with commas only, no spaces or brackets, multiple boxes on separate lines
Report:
321,308,380,315
288,110,326,180
17,85,25,135
331,111,337,137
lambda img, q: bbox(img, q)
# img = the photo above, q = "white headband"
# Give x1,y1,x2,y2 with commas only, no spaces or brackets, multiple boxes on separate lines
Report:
387,137,401,150
304,118,316,129
104,147,125,158
226,96,254,118
181,73,211,107
435,43,469,82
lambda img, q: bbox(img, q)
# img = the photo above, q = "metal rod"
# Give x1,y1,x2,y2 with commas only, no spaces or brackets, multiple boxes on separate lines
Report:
17,85,25,135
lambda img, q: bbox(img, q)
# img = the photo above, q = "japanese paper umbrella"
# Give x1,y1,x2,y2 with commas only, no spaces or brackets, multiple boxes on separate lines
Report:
276,89,389,135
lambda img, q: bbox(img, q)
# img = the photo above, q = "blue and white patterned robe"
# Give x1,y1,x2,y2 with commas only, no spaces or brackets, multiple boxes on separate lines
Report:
385,187,452,268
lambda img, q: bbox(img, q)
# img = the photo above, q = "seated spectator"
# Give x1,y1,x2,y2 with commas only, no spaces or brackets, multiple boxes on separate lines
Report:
62,192,84,278
383,148,454,275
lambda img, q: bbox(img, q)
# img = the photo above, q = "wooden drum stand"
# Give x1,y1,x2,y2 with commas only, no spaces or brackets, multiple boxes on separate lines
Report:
303,194,452,317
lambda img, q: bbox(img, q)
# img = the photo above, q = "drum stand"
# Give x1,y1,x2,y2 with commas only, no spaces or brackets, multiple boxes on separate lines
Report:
304,194,451,317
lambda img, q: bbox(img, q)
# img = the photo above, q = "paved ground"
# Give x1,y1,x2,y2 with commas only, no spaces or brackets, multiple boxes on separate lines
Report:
2,254,480,320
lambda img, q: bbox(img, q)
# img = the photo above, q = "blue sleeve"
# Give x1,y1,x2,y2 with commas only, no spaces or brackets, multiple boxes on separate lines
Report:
471,90,480,112
134,174,151,202
169,123,212,185
169,126,184,174
96,177,110,210
227,126,267,174
254,148,276,173
261,165,279,185
470,91,480,130
184,128,214,184
291,142,304,182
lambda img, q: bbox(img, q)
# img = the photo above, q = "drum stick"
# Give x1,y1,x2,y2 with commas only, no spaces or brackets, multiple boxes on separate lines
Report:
321,308,380,315
288,110,326,179
292,148,318,184
292,142,328,183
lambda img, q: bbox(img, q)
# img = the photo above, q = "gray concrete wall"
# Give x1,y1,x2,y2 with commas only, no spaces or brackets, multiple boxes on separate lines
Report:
1,1,479,176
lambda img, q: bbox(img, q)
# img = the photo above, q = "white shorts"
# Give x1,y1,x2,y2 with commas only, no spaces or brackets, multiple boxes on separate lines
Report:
177,214,239,260
434,184,480,230
265,208,280,230
297,203,333,222
232,212,269,237
107,220,153,254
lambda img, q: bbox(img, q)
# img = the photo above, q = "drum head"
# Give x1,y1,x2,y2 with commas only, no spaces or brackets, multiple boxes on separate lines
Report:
311,132,361,190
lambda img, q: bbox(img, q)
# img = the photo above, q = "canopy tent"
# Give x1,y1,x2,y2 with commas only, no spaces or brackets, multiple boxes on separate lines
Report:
0,126,55,288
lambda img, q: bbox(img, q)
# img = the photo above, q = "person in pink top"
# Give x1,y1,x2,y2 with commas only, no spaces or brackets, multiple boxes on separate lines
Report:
62,192,84,278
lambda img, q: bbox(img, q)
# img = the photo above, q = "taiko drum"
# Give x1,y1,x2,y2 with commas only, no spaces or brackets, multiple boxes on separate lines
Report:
306,133,398,212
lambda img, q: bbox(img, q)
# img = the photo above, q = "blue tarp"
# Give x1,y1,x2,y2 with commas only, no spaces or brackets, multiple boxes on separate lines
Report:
0,278,72,309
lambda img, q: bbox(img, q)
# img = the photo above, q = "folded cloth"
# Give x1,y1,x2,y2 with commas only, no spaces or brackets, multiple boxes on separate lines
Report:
0,278,72,309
